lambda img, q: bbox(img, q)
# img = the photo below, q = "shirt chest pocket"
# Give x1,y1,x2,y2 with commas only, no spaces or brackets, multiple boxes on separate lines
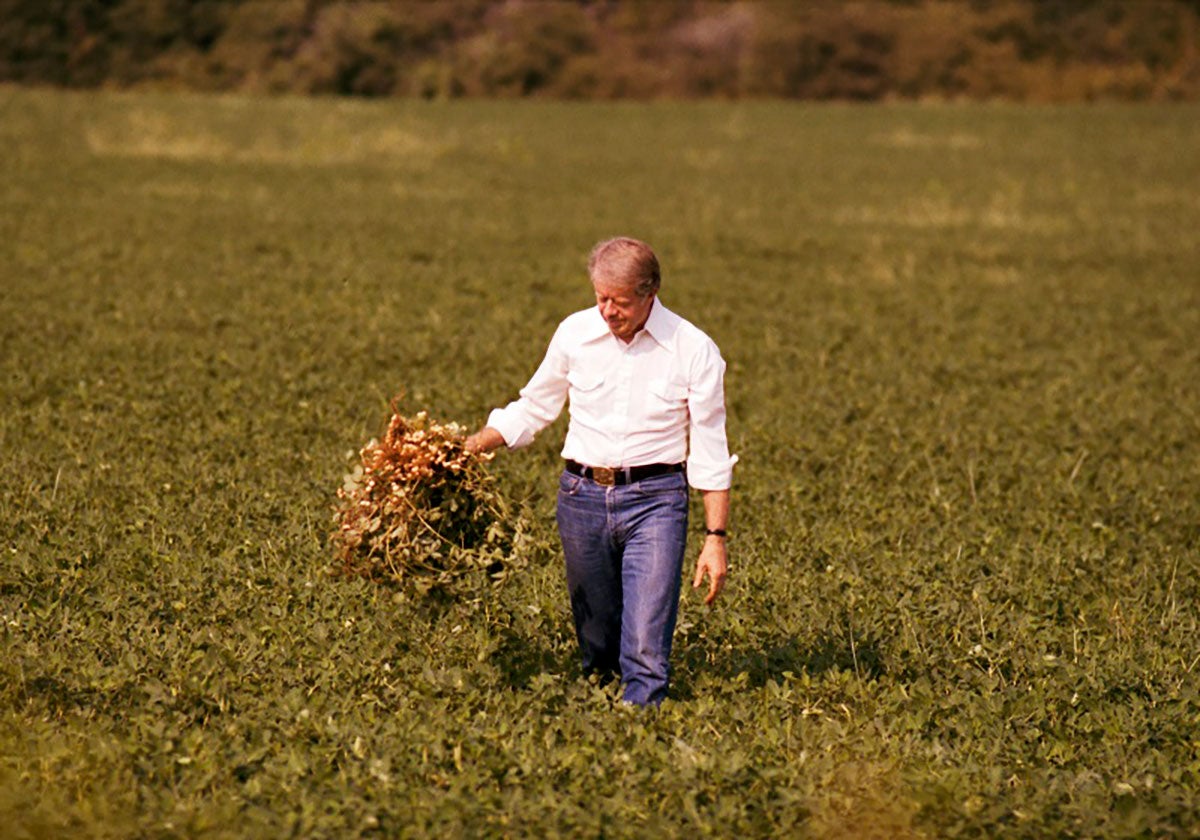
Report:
646,376,688,423
568,370,605,412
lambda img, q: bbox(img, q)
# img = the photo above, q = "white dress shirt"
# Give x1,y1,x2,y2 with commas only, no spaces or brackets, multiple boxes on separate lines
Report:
486,298,738,490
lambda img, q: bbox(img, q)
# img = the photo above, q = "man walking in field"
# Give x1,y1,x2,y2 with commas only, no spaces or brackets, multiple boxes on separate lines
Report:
465,237,736,706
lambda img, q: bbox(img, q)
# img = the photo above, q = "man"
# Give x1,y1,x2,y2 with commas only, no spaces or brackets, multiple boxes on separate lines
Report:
465,237,736,706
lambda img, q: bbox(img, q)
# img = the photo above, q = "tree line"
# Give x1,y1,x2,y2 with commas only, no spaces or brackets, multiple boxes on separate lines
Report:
2,0,1198,101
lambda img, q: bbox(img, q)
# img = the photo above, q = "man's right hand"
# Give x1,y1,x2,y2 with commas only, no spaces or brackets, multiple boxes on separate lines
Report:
464,426,505,455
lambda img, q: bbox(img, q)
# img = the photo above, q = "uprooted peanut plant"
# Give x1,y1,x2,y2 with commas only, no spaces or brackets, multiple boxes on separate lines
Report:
332,402,525,593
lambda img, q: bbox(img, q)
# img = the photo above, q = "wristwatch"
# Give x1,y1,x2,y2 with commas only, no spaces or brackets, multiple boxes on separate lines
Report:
705,528,727,538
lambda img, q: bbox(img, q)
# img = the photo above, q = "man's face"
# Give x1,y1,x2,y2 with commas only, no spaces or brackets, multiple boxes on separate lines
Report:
593,274,654,342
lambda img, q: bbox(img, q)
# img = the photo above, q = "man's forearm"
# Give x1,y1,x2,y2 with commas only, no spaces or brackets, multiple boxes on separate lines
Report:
700,489,730,533
694,488,730,604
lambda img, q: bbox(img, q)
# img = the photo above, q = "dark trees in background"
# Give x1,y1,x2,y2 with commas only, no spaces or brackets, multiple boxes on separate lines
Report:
1,0,1197,101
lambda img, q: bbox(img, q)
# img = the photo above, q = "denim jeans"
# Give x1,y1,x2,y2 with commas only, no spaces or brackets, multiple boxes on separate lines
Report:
555,468,689,706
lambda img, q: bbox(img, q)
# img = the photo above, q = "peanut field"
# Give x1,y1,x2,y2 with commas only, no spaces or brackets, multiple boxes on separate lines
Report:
2,88,1199,838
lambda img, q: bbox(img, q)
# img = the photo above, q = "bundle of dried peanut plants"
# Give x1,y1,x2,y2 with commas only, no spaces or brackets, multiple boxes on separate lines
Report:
332,402,520,593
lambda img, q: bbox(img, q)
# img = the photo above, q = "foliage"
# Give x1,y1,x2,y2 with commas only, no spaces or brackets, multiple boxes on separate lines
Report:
332,403,522,594
1,88,1199,837
1,0,1200,101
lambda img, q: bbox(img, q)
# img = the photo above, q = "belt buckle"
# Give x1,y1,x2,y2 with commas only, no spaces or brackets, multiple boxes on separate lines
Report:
591,466,616,486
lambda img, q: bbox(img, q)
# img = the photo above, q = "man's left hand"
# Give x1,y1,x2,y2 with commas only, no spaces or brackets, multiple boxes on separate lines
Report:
692,536,728,605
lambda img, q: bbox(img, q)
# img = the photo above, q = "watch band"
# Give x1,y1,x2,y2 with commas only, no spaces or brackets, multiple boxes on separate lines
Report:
705,528,727,538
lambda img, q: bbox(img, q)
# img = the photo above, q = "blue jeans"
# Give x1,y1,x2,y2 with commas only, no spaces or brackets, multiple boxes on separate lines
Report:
555,468,689,706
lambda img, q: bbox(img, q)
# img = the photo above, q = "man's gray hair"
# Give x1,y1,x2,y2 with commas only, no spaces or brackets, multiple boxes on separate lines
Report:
588,237,661,298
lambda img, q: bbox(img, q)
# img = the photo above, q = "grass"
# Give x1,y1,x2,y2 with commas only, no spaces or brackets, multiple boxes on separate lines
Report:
1,87,1199,838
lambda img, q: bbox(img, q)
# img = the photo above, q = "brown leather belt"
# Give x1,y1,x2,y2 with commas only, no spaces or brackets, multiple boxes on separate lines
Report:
565,459,684,487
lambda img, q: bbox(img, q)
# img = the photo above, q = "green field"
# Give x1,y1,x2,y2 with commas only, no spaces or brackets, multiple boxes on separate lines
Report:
2,88,1199,838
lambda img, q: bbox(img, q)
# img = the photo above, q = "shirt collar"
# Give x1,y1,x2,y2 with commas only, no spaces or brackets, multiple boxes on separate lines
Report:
582,297,676,348
640,297,675,349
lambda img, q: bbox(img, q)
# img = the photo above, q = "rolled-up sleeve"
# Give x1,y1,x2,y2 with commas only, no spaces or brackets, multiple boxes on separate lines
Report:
486,327,569,450
685,338,738,490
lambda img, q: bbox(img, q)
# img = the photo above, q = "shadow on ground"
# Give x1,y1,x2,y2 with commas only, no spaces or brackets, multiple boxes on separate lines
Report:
671,628,888,701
